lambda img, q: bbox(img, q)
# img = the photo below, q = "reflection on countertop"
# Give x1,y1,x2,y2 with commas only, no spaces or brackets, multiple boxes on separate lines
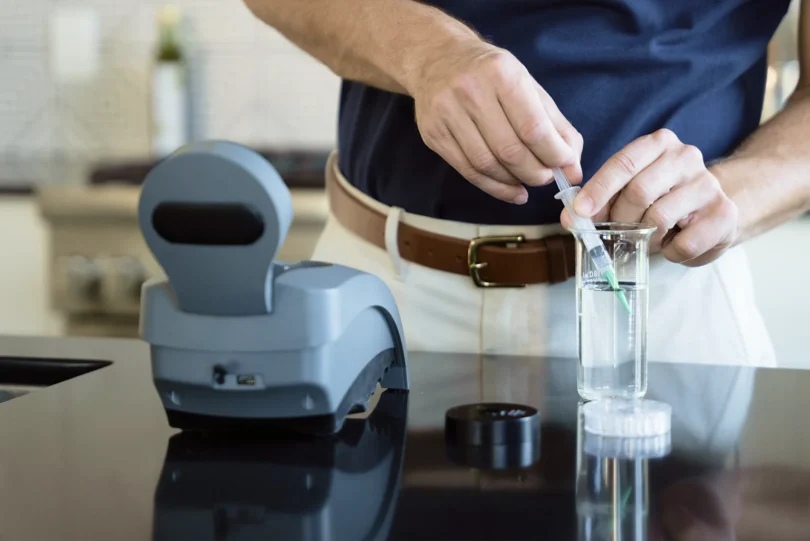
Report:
0,333,809,539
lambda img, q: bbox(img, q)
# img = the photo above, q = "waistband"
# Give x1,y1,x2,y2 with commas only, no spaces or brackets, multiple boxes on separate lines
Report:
325,151,576,287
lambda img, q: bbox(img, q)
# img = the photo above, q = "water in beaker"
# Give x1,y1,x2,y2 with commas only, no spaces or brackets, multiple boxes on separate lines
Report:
578,280,648,400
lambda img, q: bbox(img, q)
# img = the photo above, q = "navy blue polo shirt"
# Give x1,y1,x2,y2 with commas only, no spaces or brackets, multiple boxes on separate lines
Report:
337,0,789,225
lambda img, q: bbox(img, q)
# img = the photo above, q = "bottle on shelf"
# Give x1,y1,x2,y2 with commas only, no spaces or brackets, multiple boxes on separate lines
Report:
150,4,189,158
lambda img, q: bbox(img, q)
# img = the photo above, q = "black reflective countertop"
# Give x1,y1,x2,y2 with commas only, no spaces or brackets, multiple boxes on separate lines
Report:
0,335,808,541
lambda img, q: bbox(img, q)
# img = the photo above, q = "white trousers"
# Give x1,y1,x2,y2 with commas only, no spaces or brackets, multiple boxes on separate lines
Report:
312,154,775,367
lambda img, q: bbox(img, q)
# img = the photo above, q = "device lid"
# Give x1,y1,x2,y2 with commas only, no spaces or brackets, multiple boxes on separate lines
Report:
582,399,672,438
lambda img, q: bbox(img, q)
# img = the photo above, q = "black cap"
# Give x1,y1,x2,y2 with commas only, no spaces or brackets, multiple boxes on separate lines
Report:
444,403,540,470
445,403,539,446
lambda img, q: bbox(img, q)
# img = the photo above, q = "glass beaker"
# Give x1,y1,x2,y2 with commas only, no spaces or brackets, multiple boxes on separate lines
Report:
570,223,656,401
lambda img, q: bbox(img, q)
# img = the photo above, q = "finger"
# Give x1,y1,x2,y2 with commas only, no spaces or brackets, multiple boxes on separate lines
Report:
455,74,552,186
641,174,725,252
610,149,701,225
497,75,574,171
562,193,613,229
431,122,529,204
562,197,613,226
560,208,573,230
661,200,738,264
575,129,681,217
466,104,553,187
445,110,522,185
558,132,583,185
535,83,584,183
681,245,728,268
590,193,617,223
560,191,618,227
560,149,584,186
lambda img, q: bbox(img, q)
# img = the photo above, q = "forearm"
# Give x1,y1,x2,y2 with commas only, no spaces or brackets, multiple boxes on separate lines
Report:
712,1,810,244
711,87,810,243
242,0,482,95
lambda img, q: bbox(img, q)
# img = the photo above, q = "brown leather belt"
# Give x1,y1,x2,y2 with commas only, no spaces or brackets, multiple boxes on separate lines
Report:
326,159,576,287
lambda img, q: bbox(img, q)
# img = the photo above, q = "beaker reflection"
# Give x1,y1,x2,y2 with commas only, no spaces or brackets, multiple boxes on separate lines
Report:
575,403,671,541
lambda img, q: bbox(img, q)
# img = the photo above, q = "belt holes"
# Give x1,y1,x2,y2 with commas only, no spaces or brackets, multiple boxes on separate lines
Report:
456,255,462,263
428,249,433,257
404,240,411,248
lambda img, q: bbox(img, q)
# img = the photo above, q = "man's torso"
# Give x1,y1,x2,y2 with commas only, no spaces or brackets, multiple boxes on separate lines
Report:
337,0,790,225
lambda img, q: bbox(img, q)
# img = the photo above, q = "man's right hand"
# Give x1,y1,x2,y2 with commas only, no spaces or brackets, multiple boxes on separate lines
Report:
244,0,582,204
410,41,583,204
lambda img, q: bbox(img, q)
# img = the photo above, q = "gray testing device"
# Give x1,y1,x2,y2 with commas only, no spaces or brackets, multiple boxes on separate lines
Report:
138,141,409,434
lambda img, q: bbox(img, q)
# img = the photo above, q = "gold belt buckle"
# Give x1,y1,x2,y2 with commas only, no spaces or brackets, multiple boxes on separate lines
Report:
467,234,526,288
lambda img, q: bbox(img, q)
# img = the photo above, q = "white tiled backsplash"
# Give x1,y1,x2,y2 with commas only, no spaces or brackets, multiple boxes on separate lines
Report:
0,0,340,175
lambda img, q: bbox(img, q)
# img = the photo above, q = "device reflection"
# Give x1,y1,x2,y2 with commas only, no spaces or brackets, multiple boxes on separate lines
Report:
152,389,407,541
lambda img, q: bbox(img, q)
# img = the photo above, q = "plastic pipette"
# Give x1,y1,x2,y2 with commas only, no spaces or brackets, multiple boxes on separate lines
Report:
553,168,631,314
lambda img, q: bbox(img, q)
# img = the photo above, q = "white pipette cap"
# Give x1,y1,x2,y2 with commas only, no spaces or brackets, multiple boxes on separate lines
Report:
582,398,672,438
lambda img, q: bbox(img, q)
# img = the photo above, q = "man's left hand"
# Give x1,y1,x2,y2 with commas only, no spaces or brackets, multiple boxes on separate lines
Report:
561,129,739,267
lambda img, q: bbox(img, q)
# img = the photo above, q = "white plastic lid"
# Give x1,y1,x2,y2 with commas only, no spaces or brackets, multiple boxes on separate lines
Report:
582,398,672,438
583,432,672,459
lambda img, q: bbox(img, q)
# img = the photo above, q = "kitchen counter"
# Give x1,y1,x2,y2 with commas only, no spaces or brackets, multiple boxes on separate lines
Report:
1,334,809,540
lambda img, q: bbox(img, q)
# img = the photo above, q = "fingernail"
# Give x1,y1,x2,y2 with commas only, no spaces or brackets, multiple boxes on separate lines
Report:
574,194,593,216
512,191,528,205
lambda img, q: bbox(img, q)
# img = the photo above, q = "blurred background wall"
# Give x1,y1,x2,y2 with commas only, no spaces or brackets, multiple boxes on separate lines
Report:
0,0,338,168
0,0,807,368
0,0,337,336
